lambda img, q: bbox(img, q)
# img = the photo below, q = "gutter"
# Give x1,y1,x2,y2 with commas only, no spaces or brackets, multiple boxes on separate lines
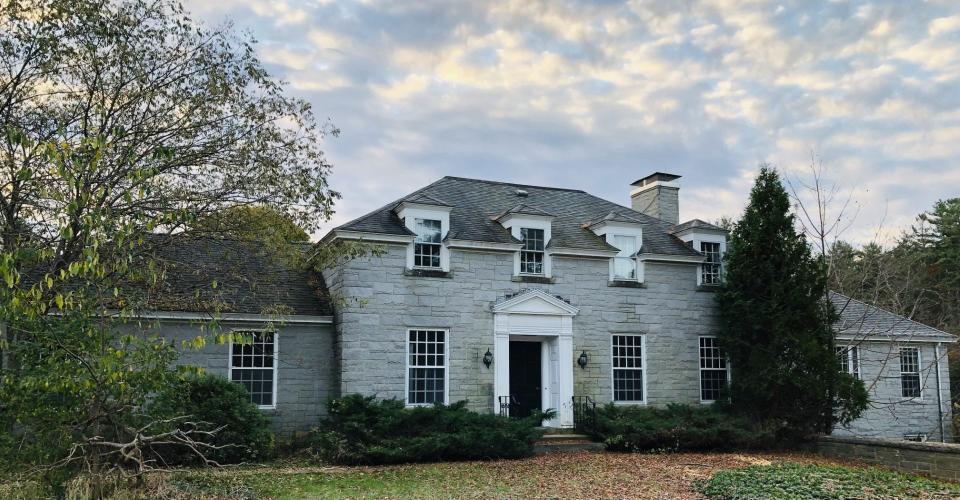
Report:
107,310,334,324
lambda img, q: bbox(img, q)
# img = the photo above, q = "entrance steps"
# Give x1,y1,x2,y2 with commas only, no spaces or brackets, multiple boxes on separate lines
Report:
534,428,605,454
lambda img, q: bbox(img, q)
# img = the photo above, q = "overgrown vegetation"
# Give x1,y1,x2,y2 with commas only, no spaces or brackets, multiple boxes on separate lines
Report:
700,462,960,499
152,374,276,465
309,395,545,465
717,165,867,437
587,403,776,452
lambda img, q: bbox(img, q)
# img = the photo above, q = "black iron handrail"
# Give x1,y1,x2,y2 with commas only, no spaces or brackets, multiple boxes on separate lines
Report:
572,395,597,432
498,395,518,417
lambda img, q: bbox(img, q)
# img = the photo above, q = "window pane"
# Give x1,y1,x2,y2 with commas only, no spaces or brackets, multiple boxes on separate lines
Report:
407,330,447,404
700,242,722,285
521,228,544,251
612,335,644,402
900,348,920,398
415,218,442,243
699,337,728,401
231,332,276,407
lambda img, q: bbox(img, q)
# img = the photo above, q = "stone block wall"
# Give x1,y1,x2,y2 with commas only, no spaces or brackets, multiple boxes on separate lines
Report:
812,435,960,482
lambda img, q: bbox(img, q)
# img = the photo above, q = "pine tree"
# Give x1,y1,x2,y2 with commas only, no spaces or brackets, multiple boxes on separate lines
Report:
716,165,866,436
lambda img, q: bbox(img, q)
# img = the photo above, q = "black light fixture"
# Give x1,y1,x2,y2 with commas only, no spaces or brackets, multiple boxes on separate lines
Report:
577,350,589,369
482,349,494,369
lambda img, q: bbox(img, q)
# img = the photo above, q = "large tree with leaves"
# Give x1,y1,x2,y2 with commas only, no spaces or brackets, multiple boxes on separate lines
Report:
716,166,866,437
0,0,342,483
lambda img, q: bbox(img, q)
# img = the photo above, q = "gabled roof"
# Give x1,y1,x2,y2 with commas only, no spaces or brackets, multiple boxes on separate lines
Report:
670,219,728,234
395,192,451,208
126,236,332,316
330,176,701,257
584,211,645,228
831,292,956,341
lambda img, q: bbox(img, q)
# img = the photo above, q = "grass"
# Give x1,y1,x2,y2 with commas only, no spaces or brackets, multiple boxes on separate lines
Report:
700,462,960,500
4,451,960,499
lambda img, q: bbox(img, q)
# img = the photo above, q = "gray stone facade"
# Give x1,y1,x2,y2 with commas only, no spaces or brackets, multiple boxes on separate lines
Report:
833,341,952,441
631,185,680,225
321,243,719,414
125,319,336,436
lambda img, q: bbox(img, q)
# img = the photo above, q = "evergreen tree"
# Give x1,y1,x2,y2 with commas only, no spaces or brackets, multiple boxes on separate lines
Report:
716,166,866,436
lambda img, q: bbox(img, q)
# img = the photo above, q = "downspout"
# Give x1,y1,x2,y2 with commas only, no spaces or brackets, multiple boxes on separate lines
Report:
935,342,945,443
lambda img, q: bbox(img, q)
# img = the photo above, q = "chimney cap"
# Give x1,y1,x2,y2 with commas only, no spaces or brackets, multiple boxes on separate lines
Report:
631,172,682,187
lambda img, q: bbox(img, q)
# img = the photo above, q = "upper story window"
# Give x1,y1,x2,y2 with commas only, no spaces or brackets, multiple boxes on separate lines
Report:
836,345,860,380
414,218,442,268
900,347,921,398
230,331,277,409
612,235,638,280
520,228,545,275
700,242,722,285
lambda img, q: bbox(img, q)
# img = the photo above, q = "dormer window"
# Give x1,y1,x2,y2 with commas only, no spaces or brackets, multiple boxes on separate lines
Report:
520,228,545,275
700,242,722,285
612,235,638,280
414,218,442,268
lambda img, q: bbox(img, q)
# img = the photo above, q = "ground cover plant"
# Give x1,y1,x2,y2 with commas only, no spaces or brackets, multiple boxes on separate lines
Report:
700,462,960,499
588,403,776,452
309,394,545,465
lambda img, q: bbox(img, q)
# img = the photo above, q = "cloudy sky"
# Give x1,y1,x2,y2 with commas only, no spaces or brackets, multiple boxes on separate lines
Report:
187,0,959,245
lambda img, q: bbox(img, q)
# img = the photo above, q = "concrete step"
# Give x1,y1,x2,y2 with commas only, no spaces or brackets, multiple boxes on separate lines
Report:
537,426,578,435
538,433,592,441
533,441,606,454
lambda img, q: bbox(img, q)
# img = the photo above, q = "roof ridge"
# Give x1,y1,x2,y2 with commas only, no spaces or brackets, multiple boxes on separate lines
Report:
442,175,586,193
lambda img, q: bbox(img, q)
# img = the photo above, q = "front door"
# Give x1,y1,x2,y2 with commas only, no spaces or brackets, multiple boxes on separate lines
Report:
509,341,542,418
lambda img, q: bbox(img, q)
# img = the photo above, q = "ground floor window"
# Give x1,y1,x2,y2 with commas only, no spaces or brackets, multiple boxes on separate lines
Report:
407,329,447,405
900,347,921,398
836,345,860,379
699,336,728,402
229,331,277,408
612,334,645,403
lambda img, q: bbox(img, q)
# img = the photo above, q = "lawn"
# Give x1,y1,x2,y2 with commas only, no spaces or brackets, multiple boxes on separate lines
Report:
149,451,958,499
5,451,958,499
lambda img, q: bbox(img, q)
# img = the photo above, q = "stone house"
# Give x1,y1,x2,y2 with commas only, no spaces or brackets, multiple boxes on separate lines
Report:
134,174,955,441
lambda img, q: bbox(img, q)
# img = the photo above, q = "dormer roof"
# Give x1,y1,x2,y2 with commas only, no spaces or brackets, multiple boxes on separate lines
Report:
670,219,728,234
492,203,555,221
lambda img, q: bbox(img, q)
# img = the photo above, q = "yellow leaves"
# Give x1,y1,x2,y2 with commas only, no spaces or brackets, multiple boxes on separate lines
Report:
54,294,64,310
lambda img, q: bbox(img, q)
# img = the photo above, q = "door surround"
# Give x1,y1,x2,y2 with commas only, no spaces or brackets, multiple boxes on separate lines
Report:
492,289,578,427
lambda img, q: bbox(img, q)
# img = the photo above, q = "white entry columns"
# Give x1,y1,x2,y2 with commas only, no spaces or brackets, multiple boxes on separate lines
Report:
491,289,579,427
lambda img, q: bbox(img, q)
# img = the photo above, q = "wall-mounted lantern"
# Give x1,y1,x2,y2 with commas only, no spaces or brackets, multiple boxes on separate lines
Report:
483,349,494,369
577,350,589,369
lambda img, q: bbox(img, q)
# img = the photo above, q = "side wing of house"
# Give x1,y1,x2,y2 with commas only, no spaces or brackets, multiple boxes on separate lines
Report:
831,292,956,442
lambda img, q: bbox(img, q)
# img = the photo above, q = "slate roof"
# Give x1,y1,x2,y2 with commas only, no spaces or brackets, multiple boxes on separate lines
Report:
831,292,955,341
670,219,728,234
332,176,702,257
127,236,332,316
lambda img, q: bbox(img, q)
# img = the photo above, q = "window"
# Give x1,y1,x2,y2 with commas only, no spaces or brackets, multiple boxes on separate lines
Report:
699,337,728,402
413,218,442,268
229,331,277,408
700,242,722,285
520,228,545,275
900,347,921,398
407,329,447,405
612,235,638,280
836,345,860,379
612,334,645,402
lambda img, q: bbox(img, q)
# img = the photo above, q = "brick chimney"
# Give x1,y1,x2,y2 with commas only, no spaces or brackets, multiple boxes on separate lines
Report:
630,173,681,225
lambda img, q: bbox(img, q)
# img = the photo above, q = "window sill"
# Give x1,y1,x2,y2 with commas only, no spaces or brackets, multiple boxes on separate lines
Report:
696,285,721,292
512,275,555,284
258,406,278,412
608,280,646,288
404,268,453,279
612,401,647,406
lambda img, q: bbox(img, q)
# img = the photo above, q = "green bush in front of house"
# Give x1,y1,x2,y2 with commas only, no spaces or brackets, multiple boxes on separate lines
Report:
587,403,777,452
152,373,275,464
309,394,546,465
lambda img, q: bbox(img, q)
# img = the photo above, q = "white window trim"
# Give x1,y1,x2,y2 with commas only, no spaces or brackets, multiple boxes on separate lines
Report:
518,227,547,276
610,334,647,405
404,328,450,407
899,346,923,401
412,218,443,270
698,336,730,403
588,223,644,283
500,216,553,277
674,231,726,286
227,330,279,410
836,345,861,379
397,204,451,272
699,241,723,286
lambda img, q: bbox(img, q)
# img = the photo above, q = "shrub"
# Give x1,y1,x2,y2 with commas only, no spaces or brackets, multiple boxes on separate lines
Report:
153,374,275,464
310,394,545,465
587,403,776,452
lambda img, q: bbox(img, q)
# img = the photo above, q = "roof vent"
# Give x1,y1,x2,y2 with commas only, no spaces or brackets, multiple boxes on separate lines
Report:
515,189,529,197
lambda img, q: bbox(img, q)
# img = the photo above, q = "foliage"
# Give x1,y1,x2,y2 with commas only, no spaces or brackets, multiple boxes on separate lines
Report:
309,394,545,465
0,0,340,483
586,403,776,452
152,374,275,465
191,205,311,243
700,462,960,499
716,165,867,435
